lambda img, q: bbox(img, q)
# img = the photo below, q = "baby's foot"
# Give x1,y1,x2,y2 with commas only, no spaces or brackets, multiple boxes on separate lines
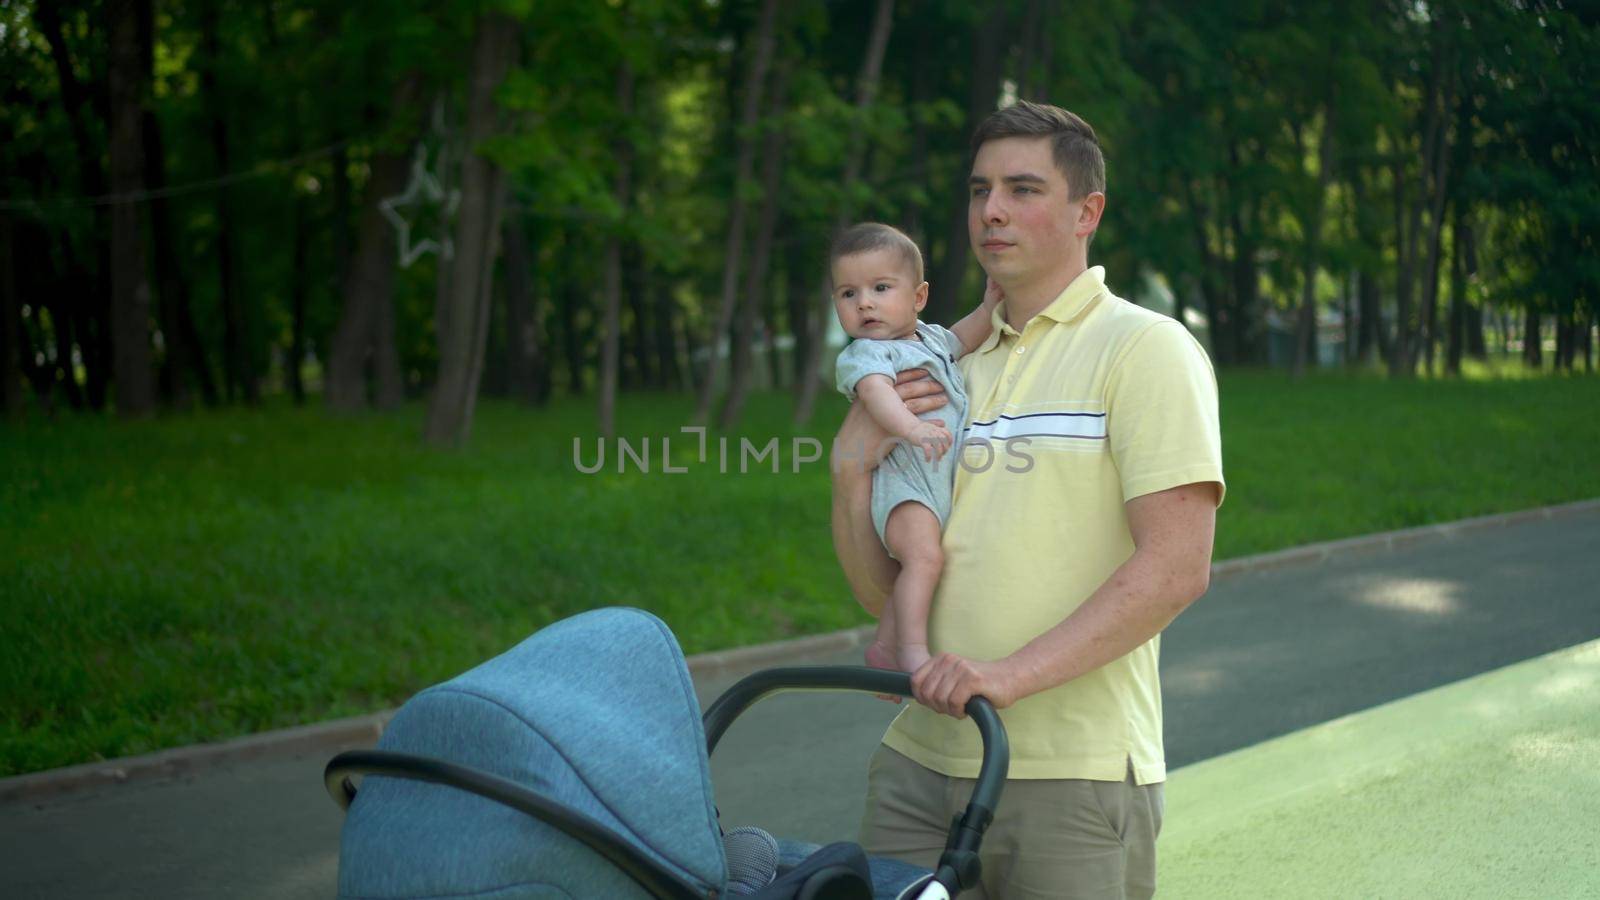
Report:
865,640,899,671
898,644,932,674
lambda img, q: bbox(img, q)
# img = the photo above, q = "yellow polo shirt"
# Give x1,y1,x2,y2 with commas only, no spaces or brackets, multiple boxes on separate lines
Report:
881,265,1225,785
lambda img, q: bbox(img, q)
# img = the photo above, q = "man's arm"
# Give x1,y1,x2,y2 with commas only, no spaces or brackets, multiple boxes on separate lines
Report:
830,370,950,617
911,481,1219,716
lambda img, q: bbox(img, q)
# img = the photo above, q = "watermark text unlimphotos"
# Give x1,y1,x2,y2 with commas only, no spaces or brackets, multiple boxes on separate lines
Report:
573,427,1034,475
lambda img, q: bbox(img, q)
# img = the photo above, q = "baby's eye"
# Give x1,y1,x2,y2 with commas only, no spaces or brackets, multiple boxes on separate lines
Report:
874,283,890,292
841,289,855,299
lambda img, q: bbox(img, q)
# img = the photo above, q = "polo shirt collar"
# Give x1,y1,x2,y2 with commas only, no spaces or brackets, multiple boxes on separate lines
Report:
974,265,1107,354
1039,265,1107,324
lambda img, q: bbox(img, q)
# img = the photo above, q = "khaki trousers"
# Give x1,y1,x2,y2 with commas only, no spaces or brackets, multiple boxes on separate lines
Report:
859,746,1164,899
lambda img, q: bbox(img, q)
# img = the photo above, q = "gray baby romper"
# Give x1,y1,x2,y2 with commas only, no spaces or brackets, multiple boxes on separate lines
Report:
834,321,970,558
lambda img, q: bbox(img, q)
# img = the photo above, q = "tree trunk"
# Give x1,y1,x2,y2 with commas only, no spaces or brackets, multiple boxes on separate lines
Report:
902,24,934,241
12,220,55,409
287,190,311,403
1446,237,1464,377
36,3,112,410
598,60,635,439
424,13,517,447
109,0,155,415
46,236,88,410
1355,270,1381,365
1446,207,1473,376
1228,196,1263,362
677,289,703,395
1583,314,1594,374
263,2,310,405
792,0,896,425
1465,305,1485,360
326,74,423,411
1347,170,1386,367
1420,89,1458,377
1395,25,1454,379
1389,152,1416,376
1,215,20,417
1016,0,1045,99
1293,98,1337,379
1181,178,1228,363
927,1,1005,326
502,213,544,405
559,266,586,395
199,0,253,403
1341,272,1354,366
719,54,792,429
143,104,216,407
693,0,782,425
652,279,680,391
140,0,192,408
330,145,352,301
371,270,405,410
1523,310,1542,368
624,242,652,389
766,274,786,389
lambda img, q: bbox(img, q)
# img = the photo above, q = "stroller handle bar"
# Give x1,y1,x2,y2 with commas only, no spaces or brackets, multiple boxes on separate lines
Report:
701,666,1010,896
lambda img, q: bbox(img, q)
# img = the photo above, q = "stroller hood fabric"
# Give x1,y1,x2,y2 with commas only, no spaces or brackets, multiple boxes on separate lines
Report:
338,607,726,899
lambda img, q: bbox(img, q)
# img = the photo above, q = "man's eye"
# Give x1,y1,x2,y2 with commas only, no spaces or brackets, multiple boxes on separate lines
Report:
971,188,989,198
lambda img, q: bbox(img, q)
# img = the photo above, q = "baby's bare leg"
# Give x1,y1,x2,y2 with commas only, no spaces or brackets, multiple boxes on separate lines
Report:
882,502,944,674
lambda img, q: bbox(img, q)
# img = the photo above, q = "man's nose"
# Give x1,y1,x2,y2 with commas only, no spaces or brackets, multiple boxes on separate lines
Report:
983,192,1007,225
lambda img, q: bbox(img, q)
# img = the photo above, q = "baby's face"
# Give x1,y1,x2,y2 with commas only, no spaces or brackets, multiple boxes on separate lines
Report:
831,249,928,341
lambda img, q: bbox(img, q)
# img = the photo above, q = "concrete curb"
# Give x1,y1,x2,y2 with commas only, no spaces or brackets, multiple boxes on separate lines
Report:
1207,497,1600,579
0,713,391,807
6,497,1597,807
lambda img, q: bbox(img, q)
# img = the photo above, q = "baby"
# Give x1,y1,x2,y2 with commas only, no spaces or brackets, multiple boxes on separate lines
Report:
831,222,1001,674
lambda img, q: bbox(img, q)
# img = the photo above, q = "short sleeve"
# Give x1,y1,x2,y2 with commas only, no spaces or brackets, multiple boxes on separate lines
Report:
921,322,965,361
1104,321,1226,506
834,340,898,401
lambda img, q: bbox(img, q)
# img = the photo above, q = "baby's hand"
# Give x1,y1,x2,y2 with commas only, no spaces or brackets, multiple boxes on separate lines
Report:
982,276,1006,307
905,420,952,462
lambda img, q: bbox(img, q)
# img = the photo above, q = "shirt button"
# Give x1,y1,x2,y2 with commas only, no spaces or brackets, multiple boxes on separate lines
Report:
1016,346,1026,355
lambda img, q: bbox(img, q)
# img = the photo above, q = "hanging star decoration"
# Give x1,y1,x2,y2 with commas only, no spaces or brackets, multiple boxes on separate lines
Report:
380,143,462,268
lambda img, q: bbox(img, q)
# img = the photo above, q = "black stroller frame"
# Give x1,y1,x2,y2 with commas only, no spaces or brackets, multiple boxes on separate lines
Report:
327,666,1010,899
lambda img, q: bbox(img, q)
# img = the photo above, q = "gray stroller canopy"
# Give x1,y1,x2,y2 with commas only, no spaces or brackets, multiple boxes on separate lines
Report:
338,607,725,899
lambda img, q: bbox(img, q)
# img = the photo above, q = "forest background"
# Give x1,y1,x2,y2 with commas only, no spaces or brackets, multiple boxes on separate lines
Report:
2,0,1597,774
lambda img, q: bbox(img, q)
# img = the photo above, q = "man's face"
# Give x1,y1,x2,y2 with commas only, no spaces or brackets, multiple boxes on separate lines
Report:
831,248,928,341
968,136,1084,285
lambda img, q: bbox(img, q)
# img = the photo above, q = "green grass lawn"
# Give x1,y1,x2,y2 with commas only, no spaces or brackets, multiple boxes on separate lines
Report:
3,371,1598,776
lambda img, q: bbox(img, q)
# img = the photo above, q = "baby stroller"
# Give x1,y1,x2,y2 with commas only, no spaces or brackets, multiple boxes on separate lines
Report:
325,607,1008,899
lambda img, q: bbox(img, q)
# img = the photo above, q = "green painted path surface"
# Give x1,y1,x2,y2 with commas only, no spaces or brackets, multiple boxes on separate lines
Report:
1162,639,1600,898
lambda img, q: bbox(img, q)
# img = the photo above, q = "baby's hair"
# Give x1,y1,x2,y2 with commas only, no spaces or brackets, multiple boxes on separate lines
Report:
828,222,924,286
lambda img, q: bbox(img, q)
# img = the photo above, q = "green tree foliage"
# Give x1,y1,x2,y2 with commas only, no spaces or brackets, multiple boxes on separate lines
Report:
2,0,1594,428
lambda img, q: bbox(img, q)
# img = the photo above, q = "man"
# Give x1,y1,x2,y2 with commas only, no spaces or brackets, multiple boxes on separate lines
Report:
830,101,1225,898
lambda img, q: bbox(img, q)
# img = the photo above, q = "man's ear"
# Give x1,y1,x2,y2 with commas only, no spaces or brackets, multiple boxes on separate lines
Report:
1077,192,1107,240
913,281,930,312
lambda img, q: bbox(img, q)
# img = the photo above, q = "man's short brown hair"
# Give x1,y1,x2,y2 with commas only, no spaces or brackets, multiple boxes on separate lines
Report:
828,222,925,285
970,101,1105,200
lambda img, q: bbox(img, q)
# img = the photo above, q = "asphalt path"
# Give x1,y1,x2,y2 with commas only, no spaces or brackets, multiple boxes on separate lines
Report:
3,507,1597,898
